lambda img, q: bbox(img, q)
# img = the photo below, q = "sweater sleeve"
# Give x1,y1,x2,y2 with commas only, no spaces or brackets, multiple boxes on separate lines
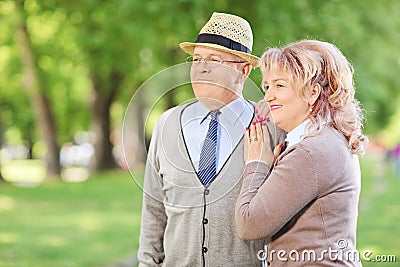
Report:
138,120,167,266
236,146,317,240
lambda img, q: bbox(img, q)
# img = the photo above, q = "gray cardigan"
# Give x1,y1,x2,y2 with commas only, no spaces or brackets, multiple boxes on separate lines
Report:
236,127,362,266
138,102,285,266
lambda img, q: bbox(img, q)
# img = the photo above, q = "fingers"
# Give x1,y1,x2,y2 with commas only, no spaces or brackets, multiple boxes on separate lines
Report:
255,100,270,121
261,121,270,144
261,122,273,158
255,100,264,113
250,121,257,141
260,103,271,122
246,121,262,162
255,120,262,142
244,126,250,143
255,100,263,121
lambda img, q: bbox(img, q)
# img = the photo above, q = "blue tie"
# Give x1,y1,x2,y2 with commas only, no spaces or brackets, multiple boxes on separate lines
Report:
198,110,219,186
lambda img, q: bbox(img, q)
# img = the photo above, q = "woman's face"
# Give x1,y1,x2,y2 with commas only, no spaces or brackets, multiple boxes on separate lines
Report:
262,68,310,132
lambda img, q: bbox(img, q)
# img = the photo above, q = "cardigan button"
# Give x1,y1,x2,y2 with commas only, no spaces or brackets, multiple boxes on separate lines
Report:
204,189,210,195
203,218,208,224
202,247,208,253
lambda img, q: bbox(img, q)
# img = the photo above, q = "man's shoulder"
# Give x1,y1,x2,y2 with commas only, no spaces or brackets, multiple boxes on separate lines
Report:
158,101,197,123
245,99,256,106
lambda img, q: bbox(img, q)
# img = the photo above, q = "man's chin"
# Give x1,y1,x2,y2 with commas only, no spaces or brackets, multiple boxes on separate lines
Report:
197,98,226,109
192,82,234,93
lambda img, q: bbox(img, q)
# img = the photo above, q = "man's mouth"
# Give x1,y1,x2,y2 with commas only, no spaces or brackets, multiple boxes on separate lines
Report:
194,79,213,83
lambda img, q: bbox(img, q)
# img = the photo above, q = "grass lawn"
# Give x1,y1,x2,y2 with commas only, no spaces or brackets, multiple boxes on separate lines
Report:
0,169,143,267
357,154,400,266
0,155,399,266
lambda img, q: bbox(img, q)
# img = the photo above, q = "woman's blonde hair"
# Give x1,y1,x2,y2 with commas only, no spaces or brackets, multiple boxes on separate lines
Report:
260,40,368,155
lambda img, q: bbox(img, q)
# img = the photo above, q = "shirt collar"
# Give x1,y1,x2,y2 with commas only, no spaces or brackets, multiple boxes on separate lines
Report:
285,119,310,149
198,97,251,125
194,102,210,124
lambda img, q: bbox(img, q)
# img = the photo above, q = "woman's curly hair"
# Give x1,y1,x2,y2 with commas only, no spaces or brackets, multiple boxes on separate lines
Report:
261,40,368,155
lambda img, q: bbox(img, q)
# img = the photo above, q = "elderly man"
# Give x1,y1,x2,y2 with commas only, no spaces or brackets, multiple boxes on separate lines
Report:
138,12,285,266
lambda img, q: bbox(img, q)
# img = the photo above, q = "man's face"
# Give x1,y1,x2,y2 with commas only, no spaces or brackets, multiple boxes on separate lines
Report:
190,46,249,108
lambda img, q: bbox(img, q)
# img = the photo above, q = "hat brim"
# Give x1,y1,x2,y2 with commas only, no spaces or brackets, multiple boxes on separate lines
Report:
179,42,260,69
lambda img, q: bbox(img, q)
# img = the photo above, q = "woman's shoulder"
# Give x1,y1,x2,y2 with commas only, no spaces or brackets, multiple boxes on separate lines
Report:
278,127,352,187
293,127,352,164
301,127,347,149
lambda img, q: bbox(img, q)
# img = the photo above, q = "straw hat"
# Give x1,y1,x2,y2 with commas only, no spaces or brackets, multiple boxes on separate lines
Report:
180,12,259,68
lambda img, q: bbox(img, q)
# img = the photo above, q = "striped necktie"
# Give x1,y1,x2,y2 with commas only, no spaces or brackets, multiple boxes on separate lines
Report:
198,110,220,186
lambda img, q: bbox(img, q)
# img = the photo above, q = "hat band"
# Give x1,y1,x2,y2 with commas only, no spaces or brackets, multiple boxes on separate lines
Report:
195,33,251,54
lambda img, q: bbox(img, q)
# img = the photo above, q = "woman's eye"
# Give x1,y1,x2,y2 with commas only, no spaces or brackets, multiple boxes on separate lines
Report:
277,84,284,88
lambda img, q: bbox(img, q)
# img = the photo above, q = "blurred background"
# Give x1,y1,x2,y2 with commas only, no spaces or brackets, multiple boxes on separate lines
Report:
0,0,399,266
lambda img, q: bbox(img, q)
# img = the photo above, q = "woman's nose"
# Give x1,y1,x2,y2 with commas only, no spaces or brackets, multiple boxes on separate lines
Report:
264,89,274,102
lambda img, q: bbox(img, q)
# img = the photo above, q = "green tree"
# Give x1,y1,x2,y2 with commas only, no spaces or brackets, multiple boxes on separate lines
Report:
48,0,146,170
0,113,4,182
14,0,61,178
1,0,400,179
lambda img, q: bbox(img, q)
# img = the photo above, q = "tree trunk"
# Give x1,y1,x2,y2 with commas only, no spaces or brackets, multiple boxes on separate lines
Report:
0,165,5,182
90,71,122,171
0,109,4,183
15,0,61,179
135,92,147,164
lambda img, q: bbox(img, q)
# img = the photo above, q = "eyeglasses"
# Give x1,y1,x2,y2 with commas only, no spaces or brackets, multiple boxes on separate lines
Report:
186,56,247,67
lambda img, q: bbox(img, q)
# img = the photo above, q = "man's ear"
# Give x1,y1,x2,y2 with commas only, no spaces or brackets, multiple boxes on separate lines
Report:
238,63,252,83
309,83,321,106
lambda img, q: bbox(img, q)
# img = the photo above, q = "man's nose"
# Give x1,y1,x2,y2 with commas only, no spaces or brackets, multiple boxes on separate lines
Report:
197,61,211,72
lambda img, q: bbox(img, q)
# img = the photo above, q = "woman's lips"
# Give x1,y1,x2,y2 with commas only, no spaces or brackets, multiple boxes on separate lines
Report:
270,105,282,111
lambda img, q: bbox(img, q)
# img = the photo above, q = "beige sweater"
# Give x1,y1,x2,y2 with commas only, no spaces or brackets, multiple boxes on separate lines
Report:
138,102,286,266
236,127,362,266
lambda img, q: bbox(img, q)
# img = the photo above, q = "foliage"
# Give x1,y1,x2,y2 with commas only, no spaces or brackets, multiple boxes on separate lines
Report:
380,107,400,147
1,0,400,164
0,0,91,145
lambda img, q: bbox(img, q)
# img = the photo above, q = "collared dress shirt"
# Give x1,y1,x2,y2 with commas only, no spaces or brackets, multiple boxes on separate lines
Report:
182,97,254,173
285,119,310,149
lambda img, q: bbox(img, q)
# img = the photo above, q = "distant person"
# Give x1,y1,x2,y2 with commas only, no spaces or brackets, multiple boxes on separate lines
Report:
138,12,285,266
393,143,400,176
236,40,368,266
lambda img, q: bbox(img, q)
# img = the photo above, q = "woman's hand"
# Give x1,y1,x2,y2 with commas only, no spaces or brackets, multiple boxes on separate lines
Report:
255,100,271,122
244,121,284,166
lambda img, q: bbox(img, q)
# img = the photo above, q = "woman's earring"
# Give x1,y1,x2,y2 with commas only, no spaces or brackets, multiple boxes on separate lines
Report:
309,106,313,112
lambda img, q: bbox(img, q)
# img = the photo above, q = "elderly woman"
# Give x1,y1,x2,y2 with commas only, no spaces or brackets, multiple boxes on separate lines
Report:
236,40,367,266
